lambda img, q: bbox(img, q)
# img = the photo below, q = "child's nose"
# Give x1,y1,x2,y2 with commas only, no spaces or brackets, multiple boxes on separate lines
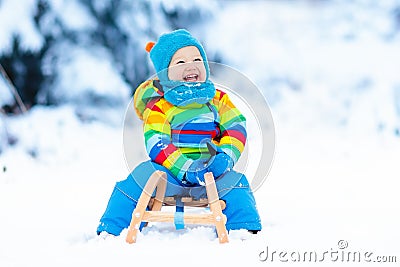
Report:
184,62,197,70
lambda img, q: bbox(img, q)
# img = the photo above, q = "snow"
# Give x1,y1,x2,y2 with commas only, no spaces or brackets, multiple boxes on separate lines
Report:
0,0,44,52
1,1,400,266
47,0,96,31
50,45,131,106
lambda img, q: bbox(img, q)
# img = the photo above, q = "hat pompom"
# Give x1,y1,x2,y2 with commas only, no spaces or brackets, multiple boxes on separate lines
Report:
145,42,155,53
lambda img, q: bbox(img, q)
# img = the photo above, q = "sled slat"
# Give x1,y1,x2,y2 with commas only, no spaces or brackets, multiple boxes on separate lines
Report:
142,211,224,225
126,171,166,244
204,173,229,244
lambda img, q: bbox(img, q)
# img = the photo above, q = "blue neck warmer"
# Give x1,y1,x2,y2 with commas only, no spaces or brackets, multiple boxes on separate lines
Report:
160,79,216,107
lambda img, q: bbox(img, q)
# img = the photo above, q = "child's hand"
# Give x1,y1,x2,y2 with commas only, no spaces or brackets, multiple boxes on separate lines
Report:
207,153,233,178
183,159,209,185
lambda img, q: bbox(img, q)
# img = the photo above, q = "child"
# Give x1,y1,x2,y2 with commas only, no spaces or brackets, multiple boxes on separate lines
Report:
97,29,262,237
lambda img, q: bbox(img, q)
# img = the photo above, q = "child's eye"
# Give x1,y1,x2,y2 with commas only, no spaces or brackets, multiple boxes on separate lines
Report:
176,60,185,64
194,58,202,62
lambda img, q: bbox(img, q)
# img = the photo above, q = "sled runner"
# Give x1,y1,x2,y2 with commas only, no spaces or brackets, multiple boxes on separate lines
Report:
126,171,229,244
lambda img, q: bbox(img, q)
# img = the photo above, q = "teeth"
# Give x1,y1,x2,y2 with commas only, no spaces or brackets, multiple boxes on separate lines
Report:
184,74,198,80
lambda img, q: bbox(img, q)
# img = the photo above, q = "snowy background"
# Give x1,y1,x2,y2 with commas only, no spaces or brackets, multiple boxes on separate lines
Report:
1,0,400,266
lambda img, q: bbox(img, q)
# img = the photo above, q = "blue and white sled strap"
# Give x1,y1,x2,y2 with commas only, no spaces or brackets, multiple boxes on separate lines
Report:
174,199,185,230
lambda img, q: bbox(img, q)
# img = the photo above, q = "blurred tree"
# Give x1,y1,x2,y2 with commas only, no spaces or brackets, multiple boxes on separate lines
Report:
0,36,46,113
0,0,215,112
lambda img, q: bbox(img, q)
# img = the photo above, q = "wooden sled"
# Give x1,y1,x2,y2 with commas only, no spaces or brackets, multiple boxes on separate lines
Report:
126,171,229,244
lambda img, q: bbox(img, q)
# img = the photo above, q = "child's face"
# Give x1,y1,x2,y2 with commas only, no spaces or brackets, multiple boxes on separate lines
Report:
168,46,206,82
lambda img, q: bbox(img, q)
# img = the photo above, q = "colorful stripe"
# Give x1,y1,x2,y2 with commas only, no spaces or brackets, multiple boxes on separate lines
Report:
139,81,247,177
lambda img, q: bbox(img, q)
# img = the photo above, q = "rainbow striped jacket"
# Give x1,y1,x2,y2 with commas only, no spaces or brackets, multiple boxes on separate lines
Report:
133,80,247,180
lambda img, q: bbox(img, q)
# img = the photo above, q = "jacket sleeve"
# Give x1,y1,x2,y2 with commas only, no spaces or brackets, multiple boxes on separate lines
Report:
214,90,247,164
142,99,193,179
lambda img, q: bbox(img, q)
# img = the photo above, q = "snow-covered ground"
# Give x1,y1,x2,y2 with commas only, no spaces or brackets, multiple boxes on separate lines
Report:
1,1,400,266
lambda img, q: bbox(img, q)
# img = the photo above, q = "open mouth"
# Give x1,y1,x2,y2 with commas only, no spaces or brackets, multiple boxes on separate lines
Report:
183,74,199,82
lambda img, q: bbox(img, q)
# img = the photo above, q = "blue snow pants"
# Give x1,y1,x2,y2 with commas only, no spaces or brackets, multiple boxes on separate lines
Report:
97,161,262,236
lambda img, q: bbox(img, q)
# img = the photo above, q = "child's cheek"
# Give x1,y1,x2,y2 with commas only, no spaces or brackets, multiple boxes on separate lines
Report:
198,65,207,82
168,65,184,81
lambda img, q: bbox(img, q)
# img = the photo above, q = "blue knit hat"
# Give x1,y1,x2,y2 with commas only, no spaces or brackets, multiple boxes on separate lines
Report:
146,29,210,82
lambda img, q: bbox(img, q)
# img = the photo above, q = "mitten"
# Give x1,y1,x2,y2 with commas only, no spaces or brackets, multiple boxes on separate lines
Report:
207,152,233,178
184,158,209,185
